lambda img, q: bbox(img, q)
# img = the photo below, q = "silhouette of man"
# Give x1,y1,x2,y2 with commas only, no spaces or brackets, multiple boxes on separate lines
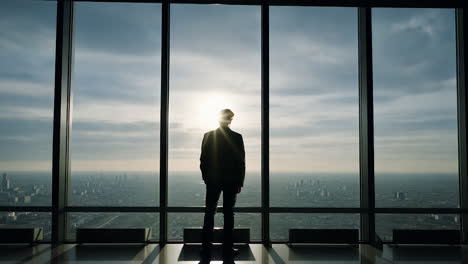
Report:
200,109,245,260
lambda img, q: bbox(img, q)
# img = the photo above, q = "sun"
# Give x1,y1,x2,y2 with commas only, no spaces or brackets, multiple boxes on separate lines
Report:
194,92,237,130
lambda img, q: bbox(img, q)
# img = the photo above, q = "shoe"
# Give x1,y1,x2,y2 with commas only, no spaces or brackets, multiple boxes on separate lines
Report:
222,247,239,259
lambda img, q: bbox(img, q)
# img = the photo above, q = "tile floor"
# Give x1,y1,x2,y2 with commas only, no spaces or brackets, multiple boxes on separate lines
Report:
0,243,467,263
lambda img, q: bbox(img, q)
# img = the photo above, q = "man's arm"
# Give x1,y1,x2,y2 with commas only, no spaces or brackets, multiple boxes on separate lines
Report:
200,133,208,183
238,135,246,187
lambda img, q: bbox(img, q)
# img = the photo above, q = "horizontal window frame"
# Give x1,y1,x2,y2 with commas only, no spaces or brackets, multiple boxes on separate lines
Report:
1,206,465,214
67,0,464,8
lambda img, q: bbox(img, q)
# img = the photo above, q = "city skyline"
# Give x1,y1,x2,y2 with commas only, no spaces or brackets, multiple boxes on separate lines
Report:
0,170,460,242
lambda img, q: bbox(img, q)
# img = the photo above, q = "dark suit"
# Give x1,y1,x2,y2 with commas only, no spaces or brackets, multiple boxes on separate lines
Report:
200,126,245,249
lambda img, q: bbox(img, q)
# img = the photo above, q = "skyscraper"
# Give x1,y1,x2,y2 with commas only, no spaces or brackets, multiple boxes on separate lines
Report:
2,173,9,191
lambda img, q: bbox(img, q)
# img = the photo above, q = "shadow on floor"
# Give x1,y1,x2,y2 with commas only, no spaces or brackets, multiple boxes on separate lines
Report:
267,247,287,264
178,244,255,261
0,244,51,263
51,244,160,263
391,245,461,262
287,245,360,261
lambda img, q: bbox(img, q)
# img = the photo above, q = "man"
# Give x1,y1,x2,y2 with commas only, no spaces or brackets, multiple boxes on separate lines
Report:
199,109,246,260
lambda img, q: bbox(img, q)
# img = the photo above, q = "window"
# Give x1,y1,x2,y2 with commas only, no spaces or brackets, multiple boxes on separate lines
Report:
70,2,162,206
0,0,56,206
270,6,359,208
0,0,465,245
373,8,458,208
168,4,261,207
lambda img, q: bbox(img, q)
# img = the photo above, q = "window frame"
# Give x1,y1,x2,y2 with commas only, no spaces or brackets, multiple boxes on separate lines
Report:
0,0,465,246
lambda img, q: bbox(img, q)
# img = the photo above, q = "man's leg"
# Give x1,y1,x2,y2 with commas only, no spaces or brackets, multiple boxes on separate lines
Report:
222,186,237,252
202,184,221,250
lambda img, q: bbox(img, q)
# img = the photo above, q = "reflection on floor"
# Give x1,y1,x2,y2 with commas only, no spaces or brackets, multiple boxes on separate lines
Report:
1,243,467,263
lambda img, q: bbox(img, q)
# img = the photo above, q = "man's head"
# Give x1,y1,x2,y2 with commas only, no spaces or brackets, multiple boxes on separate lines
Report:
219,109,234,127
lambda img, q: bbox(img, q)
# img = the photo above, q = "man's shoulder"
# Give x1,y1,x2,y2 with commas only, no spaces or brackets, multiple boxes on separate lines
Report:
204,130,215,137
229,129,242,138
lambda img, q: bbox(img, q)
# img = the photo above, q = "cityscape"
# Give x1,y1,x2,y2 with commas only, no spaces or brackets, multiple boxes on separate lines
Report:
0,171,460,241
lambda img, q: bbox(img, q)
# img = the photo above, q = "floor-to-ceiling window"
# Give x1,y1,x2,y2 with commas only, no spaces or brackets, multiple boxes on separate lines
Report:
168,4,261,241
269,6,360,241
69,1,162,240
0,0,465,244
0,0,56,240
373,8,460,241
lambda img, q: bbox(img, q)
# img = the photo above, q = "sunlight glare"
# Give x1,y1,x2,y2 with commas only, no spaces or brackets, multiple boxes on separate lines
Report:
195,92,236,130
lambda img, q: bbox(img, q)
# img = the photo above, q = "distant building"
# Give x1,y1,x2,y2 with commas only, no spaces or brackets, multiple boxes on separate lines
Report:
1,173,10,190
393,191,406,200
320,189,326,197
6,212,17,222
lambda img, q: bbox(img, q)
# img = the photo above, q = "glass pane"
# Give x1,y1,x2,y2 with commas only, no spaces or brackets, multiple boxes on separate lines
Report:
169,5,261,207
373,9,458,208
0,0,56,206
169,213,261,241
270,213,360,241
376,214,460,241
68,213,159,240
70,2,161,206
0,212,52,241
270,7,359,207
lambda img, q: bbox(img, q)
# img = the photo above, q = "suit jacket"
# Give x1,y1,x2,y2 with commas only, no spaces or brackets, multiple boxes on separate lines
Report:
200,126,246,188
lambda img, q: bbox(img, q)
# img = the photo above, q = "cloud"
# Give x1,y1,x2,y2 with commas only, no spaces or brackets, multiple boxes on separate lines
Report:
171,5,260,55
374,85,457,124
74,2,162,56
0,80,52,97
71,159,159,172
70,121,160,161
0,105,52,121
73,122,159,141
270,12,359,97
170,50,260,95
0,4,460,174
392,13,436,36
373,9,456,101
0,161,51,172
73,48,161,105
0,117,52,166
72,99,159,124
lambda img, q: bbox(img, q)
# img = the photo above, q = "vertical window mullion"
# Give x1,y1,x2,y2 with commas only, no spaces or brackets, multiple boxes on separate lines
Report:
52,0,73,244
160,0,170,245
456,8,468,243
358,6,376,246
261,2,270,245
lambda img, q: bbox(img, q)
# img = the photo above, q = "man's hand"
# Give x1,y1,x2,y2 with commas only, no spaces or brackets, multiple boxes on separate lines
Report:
236,186,242,194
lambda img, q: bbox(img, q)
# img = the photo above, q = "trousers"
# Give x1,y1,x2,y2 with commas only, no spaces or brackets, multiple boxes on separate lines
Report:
201,184,237,249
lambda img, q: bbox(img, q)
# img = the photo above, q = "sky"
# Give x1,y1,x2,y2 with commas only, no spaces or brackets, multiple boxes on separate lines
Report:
0,1,459,176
